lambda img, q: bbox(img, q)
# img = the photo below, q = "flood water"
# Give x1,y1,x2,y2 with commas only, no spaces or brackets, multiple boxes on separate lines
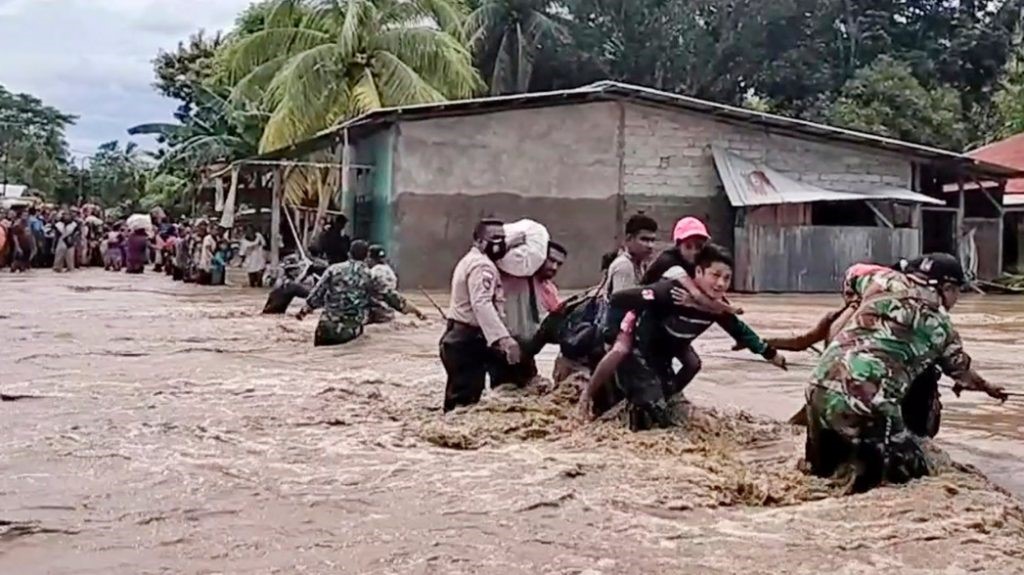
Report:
2,269,1023,574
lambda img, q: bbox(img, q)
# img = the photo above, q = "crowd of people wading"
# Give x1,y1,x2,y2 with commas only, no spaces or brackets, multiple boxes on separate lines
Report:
0,203,274,285
4,199,1016,496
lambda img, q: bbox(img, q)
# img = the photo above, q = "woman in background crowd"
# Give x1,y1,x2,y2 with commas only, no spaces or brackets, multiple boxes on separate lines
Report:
125,227,149,274
238,224,267,287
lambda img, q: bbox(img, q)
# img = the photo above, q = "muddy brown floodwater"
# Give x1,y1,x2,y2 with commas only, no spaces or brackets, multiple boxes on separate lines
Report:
2,269,1024,574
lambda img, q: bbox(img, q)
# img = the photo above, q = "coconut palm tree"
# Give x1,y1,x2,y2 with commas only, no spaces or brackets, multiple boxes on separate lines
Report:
465,0,568,95
222,0,481,153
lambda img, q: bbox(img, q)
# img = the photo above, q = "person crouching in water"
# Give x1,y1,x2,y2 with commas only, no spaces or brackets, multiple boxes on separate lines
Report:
124,227,150,274
366,244,399,324
805,254,1008,493
767,259,944,438
296,240,426,346
599,244,785,430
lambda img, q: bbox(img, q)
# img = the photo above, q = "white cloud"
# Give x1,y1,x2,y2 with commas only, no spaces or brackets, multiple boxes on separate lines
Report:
0,0,253,155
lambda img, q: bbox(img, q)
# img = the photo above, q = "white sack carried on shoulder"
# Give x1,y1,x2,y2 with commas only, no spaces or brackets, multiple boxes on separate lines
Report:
497,219,550,277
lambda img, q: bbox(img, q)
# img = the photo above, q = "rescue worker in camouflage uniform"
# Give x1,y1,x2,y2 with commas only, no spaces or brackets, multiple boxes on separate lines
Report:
367,244,399,325
806,253,1008,493
297,240,426,346
768,259,945,438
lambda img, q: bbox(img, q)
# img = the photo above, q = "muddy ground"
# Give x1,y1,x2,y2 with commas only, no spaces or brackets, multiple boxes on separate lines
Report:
2,269,1024,574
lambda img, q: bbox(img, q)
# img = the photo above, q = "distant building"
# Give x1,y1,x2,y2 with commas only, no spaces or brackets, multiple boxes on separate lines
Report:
253,81,1015,290
945,134,1024,275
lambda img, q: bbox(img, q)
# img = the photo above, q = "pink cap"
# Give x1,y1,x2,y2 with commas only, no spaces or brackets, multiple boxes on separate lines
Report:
673,217,710,243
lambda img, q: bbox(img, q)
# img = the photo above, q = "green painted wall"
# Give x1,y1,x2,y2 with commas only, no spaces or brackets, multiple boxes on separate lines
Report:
351,127,395,253
369,127,395,252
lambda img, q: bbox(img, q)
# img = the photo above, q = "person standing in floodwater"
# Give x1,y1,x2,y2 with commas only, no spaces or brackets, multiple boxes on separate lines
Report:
605,213,658,295
366,244,399,324
239,224,267,287
52,211,80,273
313,215,351,265
124,228,149,274
297,240,426,346
439,219,523,412
193,221,216,285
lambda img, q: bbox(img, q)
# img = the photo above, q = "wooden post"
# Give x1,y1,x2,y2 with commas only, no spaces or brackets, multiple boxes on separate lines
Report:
956,176,965,254
271,167,282,274
341,129,351,220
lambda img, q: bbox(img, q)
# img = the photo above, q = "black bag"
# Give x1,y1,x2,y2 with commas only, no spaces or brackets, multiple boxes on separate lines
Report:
558,294,608,364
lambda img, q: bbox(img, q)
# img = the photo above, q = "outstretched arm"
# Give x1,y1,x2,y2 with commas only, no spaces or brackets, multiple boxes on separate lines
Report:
765,309,843,351
369,274,425,319
939,328,1008,401
717,314,786,369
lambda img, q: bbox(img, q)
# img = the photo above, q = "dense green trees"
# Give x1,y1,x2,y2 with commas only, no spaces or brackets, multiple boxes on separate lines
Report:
122,0,1024,209
0,85,76,199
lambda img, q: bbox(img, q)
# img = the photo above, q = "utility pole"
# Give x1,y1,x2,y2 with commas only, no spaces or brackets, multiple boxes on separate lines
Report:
1,138,8,198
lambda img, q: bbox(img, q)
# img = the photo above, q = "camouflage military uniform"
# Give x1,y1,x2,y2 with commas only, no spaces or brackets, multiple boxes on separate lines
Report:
806,269,972,491
304,260,411,347
367,262,399,324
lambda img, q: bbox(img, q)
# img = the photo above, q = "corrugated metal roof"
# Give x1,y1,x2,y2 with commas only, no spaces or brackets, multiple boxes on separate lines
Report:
712,147,944,207
252,81,1022,180
968,133,1024,193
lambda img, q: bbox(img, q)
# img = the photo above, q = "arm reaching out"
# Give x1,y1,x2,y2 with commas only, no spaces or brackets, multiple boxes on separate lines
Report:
764,309,843,352
939,326,1008,401
717,314,786,370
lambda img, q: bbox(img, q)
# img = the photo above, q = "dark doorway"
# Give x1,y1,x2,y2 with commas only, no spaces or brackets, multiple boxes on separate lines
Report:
921,209,956,254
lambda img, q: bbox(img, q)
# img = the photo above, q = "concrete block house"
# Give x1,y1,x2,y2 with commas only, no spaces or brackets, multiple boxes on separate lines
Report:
256,82,1015,290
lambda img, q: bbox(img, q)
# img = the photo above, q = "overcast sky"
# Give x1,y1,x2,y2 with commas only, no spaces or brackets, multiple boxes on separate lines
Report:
0,0,253,157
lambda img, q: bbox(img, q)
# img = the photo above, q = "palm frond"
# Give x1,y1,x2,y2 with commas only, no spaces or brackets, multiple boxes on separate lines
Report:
158,134,252,171
265,43,344,114
229,55,289,106
418,0,468,37
267,0,302,27
223,27,332,83
465,2,509,47
127,123,186,138
522,8,568,43
375,27,481,98
351,68,383,114
515,21,531,92
371,51,446,106
268,83,352,156
302,0,346,35
338,0,375,60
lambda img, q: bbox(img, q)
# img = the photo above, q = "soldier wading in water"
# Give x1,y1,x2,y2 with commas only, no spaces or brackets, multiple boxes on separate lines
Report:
805,254,1008,493
297,240,426,346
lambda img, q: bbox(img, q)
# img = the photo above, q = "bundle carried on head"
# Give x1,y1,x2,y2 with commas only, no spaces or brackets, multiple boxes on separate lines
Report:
126,213,154,234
